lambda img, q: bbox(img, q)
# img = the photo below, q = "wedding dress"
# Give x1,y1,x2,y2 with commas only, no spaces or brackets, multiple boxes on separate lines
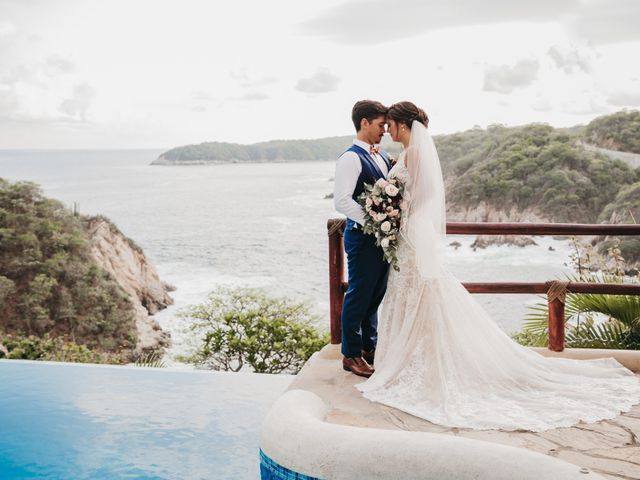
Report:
356,121,640,432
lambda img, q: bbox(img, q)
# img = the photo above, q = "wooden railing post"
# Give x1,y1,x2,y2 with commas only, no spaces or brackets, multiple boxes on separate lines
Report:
548,298,565,352
546,281,568,352
327,219,346,345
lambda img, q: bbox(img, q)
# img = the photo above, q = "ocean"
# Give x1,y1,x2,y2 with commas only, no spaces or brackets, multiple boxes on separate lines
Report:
0,149,575,360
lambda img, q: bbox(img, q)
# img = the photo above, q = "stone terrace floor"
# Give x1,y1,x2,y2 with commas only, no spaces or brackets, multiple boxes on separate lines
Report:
291,345,640,480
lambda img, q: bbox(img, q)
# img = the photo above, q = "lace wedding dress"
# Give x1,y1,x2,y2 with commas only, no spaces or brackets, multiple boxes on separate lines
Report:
356,123,640,432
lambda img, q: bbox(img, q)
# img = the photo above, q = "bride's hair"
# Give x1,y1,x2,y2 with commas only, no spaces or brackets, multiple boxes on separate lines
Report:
387,101,429,129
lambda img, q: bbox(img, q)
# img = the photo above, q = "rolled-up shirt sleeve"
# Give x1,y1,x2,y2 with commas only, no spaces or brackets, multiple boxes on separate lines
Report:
333,151,366,226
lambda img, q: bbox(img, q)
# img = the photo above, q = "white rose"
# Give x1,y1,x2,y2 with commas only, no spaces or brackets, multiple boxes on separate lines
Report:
380,221,391,233
365,197,373,207
375,178,389,188
376,213,387,222
380,237,390,248
385,184,399,197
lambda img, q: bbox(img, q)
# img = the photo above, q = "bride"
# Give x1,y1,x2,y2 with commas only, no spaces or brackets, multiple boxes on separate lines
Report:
356,101,640,432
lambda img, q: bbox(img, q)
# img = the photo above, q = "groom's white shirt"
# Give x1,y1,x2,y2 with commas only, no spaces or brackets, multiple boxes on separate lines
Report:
334,139,388,226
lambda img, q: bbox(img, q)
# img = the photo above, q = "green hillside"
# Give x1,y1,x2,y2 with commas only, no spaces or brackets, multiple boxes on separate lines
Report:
446,123,638,222
584,110,640,153
0,179,137,362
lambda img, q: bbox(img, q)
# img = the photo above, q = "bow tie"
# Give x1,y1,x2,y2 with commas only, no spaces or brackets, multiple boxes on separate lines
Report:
369,145,380,156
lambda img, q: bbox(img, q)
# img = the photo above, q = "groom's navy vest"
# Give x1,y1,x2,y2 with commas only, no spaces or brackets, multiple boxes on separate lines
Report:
344,144,391,231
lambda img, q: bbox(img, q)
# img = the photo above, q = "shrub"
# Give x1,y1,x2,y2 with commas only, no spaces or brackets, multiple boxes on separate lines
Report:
0,332,122,363
181,288,329,374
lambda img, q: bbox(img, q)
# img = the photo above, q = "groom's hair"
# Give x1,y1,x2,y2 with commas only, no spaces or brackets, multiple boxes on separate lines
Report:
352,100,387,132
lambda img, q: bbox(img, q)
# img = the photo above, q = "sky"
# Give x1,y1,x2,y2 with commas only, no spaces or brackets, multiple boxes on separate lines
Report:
0,0,639,148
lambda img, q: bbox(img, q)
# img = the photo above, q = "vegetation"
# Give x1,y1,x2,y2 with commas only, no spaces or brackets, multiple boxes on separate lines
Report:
158,136,358,162
133,351,167,368
0,333,119,363
0,178,137,362
448,123,639,222
584,110,640,154
181,287,329,374
514,240,640,350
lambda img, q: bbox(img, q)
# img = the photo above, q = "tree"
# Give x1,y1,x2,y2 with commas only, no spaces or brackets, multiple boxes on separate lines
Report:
181,288,329,374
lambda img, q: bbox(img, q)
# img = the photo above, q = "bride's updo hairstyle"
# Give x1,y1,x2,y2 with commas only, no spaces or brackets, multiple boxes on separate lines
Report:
387,101,429,129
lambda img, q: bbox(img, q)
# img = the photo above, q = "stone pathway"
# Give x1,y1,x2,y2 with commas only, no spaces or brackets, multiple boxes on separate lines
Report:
292,345,640,480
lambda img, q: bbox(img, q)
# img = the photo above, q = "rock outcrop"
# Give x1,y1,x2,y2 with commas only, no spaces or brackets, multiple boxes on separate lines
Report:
83,216,173,354
447,202,549,248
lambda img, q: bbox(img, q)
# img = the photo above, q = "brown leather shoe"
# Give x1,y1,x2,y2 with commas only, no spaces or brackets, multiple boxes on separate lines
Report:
342,356,374,378
362,349,375,366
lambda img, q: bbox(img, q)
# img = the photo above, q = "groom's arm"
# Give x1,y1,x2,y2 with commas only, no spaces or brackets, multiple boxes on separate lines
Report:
334,151,366,226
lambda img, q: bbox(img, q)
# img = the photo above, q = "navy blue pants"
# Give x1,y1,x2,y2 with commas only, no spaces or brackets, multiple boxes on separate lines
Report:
341,227,390,358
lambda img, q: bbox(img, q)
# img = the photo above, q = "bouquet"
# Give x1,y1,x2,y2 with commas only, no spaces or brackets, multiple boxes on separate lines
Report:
357,177,408,270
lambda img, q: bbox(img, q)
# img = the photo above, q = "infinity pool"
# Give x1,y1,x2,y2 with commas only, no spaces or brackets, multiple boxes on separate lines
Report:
0,360,293,479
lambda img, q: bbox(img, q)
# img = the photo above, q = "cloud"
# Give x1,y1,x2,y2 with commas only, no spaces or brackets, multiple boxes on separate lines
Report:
607,91,640,107
547,45,591,74
58,83,96,120
567,0,640,45
296,68,339,93
45,55,75,75
0,21,16,37
300,0,640,45
192,91,212,101
230,70,277,89
0,87,19,118
483,59,539,94
564,98,608,115
240,91,269,101
300,0,579,44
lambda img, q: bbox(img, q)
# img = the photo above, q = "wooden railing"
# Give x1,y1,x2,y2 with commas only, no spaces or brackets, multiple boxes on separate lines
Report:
327,219,640,352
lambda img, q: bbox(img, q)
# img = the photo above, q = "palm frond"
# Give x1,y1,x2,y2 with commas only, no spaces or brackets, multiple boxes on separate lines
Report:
134,351,166,368
566,319,629,349
521,297,552,347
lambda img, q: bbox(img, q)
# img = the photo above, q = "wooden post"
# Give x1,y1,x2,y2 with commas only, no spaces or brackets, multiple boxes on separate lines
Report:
327,219,346,345
548,297,565,352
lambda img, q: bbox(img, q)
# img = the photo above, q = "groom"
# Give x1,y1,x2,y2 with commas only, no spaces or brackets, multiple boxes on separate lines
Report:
333,100,391,378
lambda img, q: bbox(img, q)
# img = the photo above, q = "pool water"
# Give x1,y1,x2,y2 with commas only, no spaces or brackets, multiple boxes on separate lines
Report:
0,360,293,479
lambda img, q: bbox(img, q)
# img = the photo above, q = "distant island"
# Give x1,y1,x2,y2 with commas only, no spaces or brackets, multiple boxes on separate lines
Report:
152,136,381,165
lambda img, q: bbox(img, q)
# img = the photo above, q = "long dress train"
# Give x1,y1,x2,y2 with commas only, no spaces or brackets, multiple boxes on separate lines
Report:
356,154,640,432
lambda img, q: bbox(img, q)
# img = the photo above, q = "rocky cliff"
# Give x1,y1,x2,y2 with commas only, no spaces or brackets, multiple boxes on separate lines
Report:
446,203,550,248
83,216,173,353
